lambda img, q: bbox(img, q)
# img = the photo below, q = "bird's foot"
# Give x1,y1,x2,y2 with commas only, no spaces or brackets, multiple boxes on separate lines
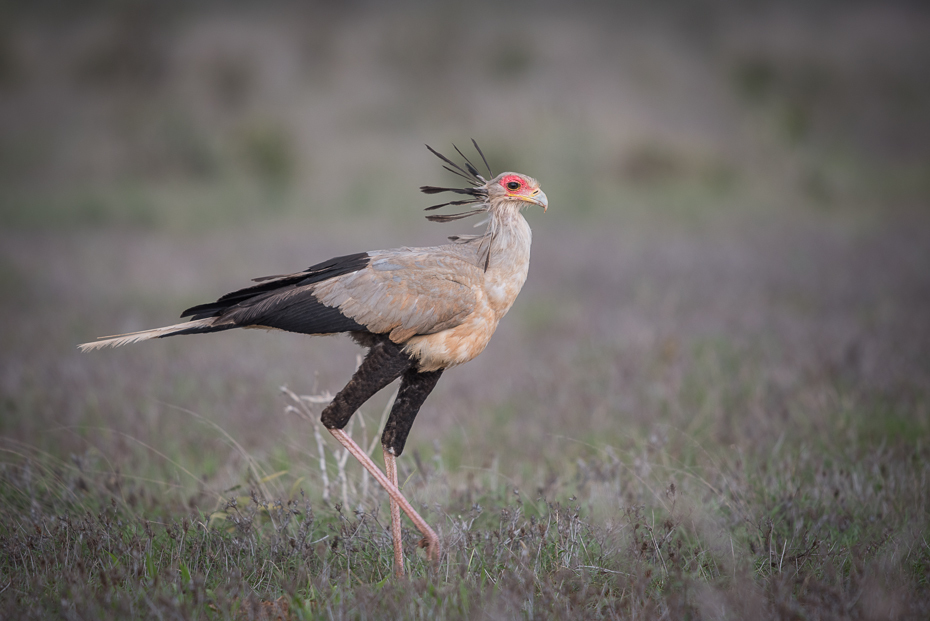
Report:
329,429,440,575
418,536,440,566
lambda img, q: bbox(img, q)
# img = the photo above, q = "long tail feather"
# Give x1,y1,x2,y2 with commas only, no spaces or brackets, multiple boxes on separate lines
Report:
78,318,218,351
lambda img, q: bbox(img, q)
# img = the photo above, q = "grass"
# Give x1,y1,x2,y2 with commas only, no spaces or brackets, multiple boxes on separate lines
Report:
2,335,928,619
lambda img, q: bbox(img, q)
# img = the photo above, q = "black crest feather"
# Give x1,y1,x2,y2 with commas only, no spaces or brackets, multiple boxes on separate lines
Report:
472,139,492,178
421,141,493,224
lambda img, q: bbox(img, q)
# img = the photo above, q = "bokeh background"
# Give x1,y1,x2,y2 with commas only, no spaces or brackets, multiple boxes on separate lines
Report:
1,0,928,513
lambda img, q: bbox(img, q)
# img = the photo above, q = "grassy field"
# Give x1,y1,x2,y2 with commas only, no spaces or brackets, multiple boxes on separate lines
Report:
2,2,929,619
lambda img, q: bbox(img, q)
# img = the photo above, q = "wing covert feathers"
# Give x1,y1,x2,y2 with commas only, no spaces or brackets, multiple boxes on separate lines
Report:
313,249,480,342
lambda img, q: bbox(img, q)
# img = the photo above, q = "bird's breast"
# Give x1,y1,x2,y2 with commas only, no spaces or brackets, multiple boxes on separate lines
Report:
402,252,529,372
402,304,498,372
483,264,529,318
401,212,533,372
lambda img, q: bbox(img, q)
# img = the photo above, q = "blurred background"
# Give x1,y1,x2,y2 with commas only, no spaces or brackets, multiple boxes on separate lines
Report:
1,0,928,495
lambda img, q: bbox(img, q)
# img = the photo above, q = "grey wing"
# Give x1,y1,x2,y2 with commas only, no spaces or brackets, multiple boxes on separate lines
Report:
312,249,481,342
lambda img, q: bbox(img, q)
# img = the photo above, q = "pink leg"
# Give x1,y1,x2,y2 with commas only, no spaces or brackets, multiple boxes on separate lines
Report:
383,448,404,577
328,428,439,571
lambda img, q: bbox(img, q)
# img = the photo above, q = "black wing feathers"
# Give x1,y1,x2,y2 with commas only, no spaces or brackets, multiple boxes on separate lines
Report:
179,252,370,336
181,253,369,320
226,290,367,335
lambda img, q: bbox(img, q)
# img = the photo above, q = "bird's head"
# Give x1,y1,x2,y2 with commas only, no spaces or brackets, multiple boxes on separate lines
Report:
486,172,548,213
419,141,547,223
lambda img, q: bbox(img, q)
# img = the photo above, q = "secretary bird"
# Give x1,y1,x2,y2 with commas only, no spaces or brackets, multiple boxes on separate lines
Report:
79,141,547,577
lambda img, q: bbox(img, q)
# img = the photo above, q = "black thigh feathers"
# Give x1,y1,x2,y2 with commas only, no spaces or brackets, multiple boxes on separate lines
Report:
320,335,442,456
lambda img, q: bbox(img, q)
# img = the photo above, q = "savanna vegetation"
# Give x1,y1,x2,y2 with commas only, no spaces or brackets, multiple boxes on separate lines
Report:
1,2,928,618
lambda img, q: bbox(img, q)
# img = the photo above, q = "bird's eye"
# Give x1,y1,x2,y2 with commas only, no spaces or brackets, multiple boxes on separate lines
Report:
506,181,521,191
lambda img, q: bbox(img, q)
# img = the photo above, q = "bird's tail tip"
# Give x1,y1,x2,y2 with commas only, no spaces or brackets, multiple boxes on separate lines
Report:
78,318,216,352
77,336,137,352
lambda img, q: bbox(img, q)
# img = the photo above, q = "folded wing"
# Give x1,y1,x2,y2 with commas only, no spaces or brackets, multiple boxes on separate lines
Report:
178,247,480,342
313,249,480,342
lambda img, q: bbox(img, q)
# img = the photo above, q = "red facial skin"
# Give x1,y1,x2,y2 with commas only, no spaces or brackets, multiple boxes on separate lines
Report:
499,173,532,197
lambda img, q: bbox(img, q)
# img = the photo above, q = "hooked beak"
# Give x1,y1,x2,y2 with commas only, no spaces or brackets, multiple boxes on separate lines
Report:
522,189,548,212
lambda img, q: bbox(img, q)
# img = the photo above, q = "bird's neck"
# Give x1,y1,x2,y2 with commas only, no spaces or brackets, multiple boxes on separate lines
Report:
489,210,531,267
483,210,532,316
